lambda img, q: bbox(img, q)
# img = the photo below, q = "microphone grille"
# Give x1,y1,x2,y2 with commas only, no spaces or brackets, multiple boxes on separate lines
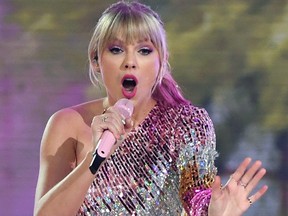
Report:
114,98,134,118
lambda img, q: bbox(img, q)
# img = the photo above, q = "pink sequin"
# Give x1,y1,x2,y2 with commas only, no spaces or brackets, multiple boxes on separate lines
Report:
77,102,217,216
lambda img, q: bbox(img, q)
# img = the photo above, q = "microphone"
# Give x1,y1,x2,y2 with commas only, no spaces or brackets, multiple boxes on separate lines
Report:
89,98,134,174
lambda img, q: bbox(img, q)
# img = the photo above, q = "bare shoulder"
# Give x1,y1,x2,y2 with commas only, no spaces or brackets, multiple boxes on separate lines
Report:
42,99,104,151
35,99,104,201
46,99,104,132
69,99,105,126
41,107,82,150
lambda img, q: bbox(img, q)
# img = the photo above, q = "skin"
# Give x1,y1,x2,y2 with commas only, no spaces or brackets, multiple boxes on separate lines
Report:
33,36,160,216
97,37,160,122
209,158,268,216
34,36,268,215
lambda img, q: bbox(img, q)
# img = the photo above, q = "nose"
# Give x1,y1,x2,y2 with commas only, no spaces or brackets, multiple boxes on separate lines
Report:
122,51,137,70
125,64,136,69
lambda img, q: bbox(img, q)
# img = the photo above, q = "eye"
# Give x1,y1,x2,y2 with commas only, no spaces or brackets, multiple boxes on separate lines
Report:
138,47,153,56
109,46,123,54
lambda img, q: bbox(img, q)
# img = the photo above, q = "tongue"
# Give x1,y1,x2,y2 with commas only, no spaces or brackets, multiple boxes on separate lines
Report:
125,86,134,92
122,84,137,99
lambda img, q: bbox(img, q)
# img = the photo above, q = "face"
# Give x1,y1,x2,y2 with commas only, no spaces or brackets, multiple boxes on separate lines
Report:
97,37,160,106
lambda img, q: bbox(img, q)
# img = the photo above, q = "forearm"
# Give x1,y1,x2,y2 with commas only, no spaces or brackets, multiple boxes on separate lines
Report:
34,152,95,216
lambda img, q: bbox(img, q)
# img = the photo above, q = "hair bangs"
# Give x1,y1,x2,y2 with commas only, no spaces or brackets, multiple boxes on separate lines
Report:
104,11,162,49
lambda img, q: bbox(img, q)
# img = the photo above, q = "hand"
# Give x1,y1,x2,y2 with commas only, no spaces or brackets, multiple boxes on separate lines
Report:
208,157,268,216
91,106,133,151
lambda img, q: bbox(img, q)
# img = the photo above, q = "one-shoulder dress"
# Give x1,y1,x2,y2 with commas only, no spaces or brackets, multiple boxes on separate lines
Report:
77,102,218,216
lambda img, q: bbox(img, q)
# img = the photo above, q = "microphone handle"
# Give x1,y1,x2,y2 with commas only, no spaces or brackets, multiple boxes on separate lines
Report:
88,98,133,175
89,131,116,174
89,151,105,174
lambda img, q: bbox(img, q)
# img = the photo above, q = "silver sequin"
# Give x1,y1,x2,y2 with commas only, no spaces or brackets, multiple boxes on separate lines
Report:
77,102,218,216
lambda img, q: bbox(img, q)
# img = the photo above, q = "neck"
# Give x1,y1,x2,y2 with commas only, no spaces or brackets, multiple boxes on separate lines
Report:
131,98,157,128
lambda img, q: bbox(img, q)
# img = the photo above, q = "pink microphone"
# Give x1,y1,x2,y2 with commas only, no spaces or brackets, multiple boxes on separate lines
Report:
89,98,134,174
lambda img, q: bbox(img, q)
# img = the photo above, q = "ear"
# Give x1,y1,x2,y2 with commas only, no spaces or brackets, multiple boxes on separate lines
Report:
92,60,101,73
90,54,101,73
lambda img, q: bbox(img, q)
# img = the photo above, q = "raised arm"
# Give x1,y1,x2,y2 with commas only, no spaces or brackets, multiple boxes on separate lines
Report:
176,106,268,216
208,157,268,216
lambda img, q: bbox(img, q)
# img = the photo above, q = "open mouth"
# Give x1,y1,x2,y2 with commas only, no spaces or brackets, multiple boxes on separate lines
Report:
121,75,138,99
121,75,138,92
122,78,137,91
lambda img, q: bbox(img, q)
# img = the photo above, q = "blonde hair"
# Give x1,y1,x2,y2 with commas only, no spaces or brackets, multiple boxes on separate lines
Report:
88,1,189,105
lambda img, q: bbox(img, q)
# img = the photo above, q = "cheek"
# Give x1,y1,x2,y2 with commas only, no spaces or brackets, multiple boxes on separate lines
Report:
152,60,161,80
98,59,117,81
143,61,160,85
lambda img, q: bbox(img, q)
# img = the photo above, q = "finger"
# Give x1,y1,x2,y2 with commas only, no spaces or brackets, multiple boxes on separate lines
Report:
107,107,128,130
124,117,134,129
104,116,125,138
211,176,222,200
239,160,262,186
248,185,268,204
246,168,266,193
224,175,238,187
231,157,252,181
92,114,124,139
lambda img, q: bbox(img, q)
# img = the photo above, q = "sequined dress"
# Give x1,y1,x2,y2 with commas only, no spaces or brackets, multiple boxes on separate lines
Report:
77,102,218,216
